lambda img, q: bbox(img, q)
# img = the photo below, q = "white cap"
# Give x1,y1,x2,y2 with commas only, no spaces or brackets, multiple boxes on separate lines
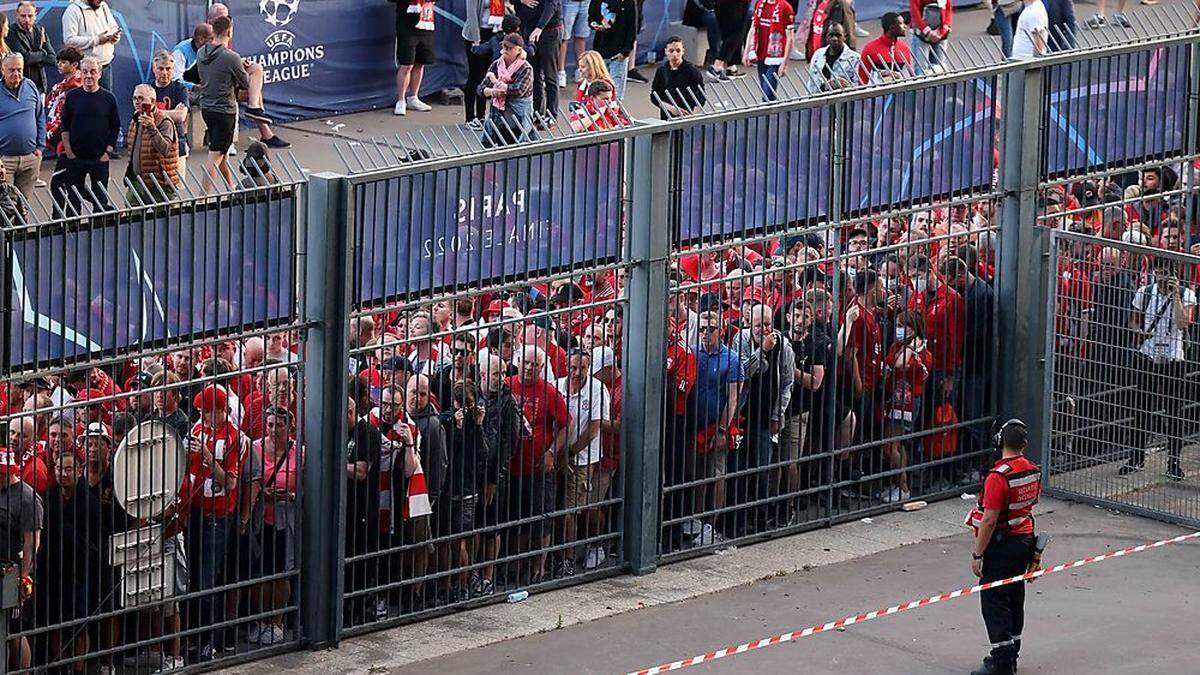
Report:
590,345,616,374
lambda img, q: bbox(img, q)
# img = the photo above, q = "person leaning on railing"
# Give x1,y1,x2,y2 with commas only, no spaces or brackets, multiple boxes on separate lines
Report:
124,83,180,205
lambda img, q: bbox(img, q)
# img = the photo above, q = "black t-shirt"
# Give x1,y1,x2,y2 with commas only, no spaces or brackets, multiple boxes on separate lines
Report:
0,480,42,564
651,60,707,120
790,328,832,416
40,485,102,580
346,419,383,529
61,87,121,160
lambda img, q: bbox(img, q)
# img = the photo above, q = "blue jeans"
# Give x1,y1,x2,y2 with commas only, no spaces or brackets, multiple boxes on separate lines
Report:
911,35,947,74
700,9,722,65
994,7,1019,59
608,56,628,100
757,63,779,101
481,96,537,147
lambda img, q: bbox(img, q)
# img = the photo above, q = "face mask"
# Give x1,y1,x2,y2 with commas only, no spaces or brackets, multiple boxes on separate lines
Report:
894,326,907,342
882,278,898,292
912,277,928,294
846,267,858,280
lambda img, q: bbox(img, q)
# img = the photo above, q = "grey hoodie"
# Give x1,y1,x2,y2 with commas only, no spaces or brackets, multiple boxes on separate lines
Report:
195,42,249,115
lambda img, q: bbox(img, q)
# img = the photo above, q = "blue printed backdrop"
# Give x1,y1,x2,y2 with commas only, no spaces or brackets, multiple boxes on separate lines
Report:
7,196,296,368
355,142,623,304
844,77,996,213
1042,44,1190,177
679,108,831,243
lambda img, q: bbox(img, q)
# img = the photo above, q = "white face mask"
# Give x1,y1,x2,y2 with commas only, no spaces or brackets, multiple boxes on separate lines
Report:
894,326,908,342
846,266,858,280
882,278,898,292
912,277,928,294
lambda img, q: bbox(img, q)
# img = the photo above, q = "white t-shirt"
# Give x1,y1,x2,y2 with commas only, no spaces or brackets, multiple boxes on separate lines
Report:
556,376,610,466
1012,1,1049,59
1133,281,1196,363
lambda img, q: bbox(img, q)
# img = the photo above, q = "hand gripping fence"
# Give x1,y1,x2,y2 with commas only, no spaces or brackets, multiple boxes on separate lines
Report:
627,531,1200,675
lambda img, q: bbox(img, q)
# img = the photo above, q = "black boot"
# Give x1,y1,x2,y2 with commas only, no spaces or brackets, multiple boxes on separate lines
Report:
972,656,1016,675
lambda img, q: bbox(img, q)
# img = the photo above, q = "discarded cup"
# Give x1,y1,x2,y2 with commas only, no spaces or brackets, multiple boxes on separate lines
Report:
506,590,529,604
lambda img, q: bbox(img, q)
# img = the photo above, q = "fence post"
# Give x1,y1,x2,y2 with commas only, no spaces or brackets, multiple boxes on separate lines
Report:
299,172,351,648
621,129,672,574
996,63,1050,464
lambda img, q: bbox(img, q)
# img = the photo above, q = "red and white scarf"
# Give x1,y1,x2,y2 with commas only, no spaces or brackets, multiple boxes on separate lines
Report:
366,408,431,533
487,0,505,28
408,0,436,31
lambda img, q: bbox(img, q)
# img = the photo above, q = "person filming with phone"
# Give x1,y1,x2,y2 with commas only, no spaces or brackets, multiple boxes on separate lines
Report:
1120,258,1196,481
124,83,179,204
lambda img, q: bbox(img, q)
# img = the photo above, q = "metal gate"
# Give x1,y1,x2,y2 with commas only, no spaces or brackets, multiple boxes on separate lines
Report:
1045,229,1200,527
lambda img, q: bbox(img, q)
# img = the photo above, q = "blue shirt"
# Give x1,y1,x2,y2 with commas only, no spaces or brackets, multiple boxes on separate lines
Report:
689,343,745,428
0,78,46,156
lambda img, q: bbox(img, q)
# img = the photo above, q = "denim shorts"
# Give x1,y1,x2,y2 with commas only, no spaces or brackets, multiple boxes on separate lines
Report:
562,0,591,40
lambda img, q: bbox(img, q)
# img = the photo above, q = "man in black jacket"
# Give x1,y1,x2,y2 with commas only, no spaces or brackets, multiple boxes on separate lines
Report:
651,36,706,119
517,0,563,124
589,0,639,99
477,352,519,596
7,2,54,92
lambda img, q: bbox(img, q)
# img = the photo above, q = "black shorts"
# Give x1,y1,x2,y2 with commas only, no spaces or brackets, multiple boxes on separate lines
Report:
476,483,508,530
396,17,436,66
507,473,557,540
201,109,236,153
258,526,293,574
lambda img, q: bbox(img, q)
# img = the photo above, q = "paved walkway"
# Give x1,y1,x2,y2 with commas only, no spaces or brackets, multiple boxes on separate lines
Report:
229,497,1200,674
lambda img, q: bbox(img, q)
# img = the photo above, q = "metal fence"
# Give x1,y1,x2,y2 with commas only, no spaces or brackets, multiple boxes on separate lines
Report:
2,23,1200,674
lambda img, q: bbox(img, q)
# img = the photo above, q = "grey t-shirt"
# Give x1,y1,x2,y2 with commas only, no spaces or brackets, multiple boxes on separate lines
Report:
0,479,43,564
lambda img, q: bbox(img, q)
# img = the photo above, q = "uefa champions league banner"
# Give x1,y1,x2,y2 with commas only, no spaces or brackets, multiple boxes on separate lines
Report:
678,108,832,244
844,77,997,214
6,195,297,369
353,142,624,305
1042,44,1189,177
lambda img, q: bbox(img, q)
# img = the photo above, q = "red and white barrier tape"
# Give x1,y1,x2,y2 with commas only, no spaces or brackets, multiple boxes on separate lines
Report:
628,530,1200,675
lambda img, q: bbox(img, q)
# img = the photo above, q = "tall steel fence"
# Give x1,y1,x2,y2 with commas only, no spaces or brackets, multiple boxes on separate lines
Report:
2,27,1199,674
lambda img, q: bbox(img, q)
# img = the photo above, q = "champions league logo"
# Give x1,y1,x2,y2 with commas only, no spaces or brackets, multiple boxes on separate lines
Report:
260,0,300,27
251,0,325,83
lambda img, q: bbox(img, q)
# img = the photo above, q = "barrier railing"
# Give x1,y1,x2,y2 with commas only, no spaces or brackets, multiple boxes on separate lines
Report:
2,23,1199,672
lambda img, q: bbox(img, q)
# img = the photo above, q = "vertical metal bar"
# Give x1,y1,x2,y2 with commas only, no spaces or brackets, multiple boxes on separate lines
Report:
0,222,9,377
299,172,351,648
1041,230,1061,487
622,130,671,574
825,100,847,520
996,63,1050,464
1184,41,1200,226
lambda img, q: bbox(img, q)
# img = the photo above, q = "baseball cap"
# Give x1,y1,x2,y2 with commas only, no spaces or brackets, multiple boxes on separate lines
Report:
126,371,154,390
483,299,508,320
741,286,767,305
192,385,229,412
80,421,113,444
590,345,617,375
698,291,728,313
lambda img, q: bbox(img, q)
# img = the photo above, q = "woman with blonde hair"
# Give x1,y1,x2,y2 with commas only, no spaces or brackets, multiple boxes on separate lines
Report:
575,50,616,102
0,15,10,57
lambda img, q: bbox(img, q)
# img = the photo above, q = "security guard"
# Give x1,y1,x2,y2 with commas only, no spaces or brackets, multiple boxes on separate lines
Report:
966,419,1041,675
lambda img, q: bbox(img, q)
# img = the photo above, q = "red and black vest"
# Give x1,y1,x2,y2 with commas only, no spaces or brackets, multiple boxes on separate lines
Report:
967,455,1041,535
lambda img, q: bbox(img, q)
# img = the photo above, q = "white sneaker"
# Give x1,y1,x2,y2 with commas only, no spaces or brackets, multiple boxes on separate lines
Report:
692,523,715,547
99,665,116,675
393,99,407,116
259,624,286,645
374,596,389,620
153,656,185,673
584,545,607,569
557,70,567,88
227,145,237,156
246,621,264,644
406,96,432,112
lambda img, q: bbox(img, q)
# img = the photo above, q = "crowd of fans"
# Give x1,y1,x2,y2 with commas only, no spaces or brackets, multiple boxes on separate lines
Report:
0,1,288,223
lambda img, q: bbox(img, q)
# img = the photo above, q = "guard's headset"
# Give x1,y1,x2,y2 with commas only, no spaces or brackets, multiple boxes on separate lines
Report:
992,418,1028,452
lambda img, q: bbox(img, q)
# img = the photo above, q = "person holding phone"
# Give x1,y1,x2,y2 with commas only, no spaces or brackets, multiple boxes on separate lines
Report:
124,83,179,204
61,0,120,92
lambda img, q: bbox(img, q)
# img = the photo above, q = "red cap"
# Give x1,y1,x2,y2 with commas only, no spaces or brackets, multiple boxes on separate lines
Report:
358,367,384,388
741,286,767,305
484,299,508,319
77,388,111,412
192,385,229,412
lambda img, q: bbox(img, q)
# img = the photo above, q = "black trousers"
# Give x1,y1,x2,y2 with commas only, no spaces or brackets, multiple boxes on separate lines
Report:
980,533,1035,665
463,31,496,122
1129,356,1195,469
527,27,561,118
51,156,112,216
